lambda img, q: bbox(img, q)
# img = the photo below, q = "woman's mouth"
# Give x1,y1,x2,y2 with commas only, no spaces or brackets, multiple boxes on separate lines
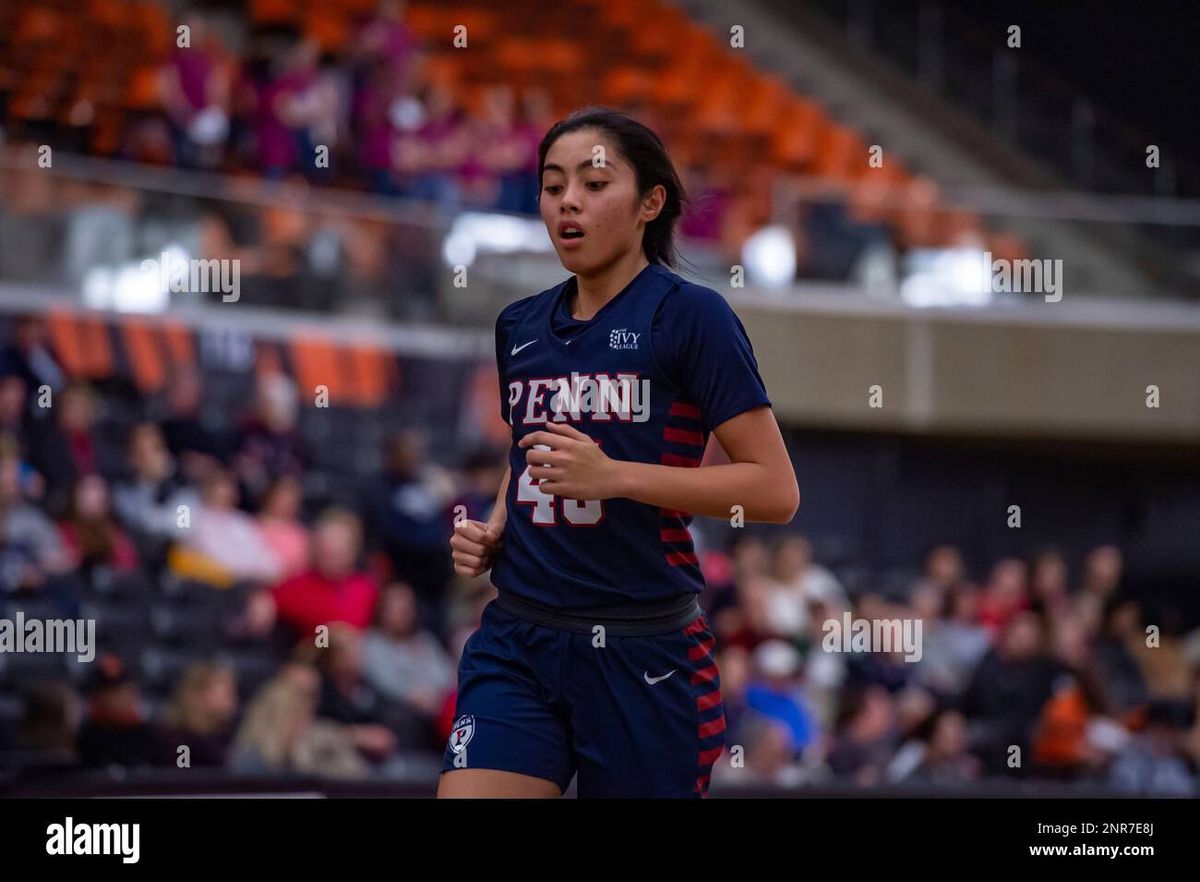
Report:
557,221,586,247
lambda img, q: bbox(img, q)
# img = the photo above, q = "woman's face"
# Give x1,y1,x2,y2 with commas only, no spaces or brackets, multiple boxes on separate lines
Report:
264,478,301,519
539,128,663,276
75,475,108,518
380,585,417,636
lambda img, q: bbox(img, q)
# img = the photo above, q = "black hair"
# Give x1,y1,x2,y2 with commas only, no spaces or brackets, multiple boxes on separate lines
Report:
537,106,687,269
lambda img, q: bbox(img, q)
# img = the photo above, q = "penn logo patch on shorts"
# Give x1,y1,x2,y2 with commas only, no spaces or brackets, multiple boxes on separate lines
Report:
449,714,475,753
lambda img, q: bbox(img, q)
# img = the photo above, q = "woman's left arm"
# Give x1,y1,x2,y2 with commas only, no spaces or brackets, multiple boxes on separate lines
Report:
521,406,799,524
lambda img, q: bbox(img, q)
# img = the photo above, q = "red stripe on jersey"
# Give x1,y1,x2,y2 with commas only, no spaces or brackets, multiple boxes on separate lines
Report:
664,427,704,446
669,402,701,420
699,745,724,766
688,635,715,660
697,689,723,712
661,452,702,467
690,663,719,685
660,528,693,543
666,551,699,566
659,508,691,519
698,716,727,739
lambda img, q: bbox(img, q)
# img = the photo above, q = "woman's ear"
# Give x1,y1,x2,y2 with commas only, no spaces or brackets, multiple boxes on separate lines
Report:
640,184,666,223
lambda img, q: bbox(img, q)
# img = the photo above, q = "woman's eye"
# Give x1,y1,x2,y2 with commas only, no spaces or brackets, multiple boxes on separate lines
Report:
586,181,608,191
543,185,563,195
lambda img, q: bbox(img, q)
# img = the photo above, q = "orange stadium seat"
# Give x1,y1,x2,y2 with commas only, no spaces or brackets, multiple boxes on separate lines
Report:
290,337,345,406
771,97,823,172
344,345,394,408
48,311,114,380
160,320,197,371
125,66,164,112
121,320,169,393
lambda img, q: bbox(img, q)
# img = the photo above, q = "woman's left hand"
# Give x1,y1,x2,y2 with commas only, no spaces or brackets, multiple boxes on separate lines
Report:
518,422,621,501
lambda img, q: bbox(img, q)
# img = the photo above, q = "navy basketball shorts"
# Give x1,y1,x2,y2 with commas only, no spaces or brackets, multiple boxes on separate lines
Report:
441,592,726,797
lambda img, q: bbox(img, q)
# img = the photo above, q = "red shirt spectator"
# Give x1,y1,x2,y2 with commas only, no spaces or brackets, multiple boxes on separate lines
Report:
270,508,377,637
273,568,379,637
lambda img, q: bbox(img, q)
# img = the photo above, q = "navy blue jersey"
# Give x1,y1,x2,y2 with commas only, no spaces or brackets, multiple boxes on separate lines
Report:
490,262,770,608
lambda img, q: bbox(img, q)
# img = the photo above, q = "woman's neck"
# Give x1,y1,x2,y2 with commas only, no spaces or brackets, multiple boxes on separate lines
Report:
571,251,650,320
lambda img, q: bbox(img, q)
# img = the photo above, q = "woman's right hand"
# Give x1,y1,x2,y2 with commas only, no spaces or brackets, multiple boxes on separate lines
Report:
450,519,505,577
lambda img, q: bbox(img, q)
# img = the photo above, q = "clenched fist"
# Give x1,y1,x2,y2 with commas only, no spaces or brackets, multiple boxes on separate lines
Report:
450,518,505,577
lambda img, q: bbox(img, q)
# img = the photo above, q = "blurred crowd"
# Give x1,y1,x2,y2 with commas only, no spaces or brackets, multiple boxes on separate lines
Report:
100,6,548,217
0,311,1196,794
0,313,503,781
0,0,909,290
706,537,1200,794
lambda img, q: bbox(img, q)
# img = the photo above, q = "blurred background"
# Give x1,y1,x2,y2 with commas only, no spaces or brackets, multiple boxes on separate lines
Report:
0,0,1198,797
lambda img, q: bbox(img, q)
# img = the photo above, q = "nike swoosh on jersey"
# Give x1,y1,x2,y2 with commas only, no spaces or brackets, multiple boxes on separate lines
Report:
644,669,677,685
511,340,537,355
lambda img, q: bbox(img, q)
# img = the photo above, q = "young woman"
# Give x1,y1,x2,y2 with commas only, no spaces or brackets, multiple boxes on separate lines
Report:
439,107,799,798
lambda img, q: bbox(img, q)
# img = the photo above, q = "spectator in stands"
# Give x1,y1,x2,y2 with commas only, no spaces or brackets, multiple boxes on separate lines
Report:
918,543,967,593
113,422,198,555
495,87,548,216
29,381,102,514
1079,543,1123,600
171,468,282,587
153,661,238,768
679,162,733,245
977,557,1030,635
234,371,305,505
842,594,914,694
1030,614,1119,778
391,82,469,210
1092,598,1150,716
911,580,990,699
0,315,65,401
1028,546,1071,622
961,611,1058,776
364,430,455,606
361,581,455,719
161,13,231,170
76,654,158,769
1131,605,1194,701
256,475,310,579
289,48,351,183
0,449,72,578
159,367,229,484
826,684,899,786
355,0,421,81
245,38,317,178
716,712,805,789
459,85,523,211
894,709,981,785
0,373,31,458
311,623,425,755
1108,699,1197,796
763,534,846,640
269,508,378,640
16,681,82,769
229,662,367,779
716,534,774,650
57,473,140,577
744,640,817,757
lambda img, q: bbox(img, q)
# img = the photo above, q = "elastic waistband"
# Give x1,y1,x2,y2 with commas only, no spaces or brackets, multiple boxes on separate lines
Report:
495,589,702,636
